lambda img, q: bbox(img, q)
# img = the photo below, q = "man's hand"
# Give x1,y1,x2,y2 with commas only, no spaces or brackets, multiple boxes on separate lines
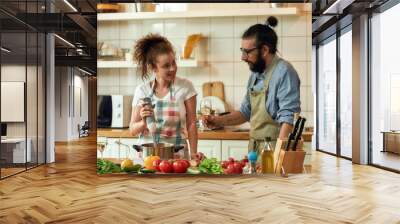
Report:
201,115,223,129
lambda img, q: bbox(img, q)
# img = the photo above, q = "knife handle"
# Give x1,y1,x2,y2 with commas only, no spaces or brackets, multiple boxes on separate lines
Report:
292,118,306,151
285,134,293,151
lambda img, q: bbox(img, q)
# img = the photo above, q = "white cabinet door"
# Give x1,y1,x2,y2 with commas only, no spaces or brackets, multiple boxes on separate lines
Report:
221,140,249,161
198,140,222,160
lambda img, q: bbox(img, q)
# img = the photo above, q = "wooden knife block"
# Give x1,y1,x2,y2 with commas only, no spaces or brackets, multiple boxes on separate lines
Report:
274,138,305,177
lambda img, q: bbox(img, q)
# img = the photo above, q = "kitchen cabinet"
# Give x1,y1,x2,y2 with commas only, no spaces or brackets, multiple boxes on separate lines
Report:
198,140,222,160
221,140,248,161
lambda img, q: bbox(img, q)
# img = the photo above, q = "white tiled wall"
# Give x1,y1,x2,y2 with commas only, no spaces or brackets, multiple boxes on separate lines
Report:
98,7,313,127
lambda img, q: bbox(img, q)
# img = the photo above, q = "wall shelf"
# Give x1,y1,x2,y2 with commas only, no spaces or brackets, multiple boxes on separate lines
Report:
98,8,298,21
98,59,198,68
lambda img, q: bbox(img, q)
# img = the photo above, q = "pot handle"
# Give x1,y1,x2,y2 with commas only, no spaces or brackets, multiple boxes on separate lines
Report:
132,145,143,152
174,145,185,153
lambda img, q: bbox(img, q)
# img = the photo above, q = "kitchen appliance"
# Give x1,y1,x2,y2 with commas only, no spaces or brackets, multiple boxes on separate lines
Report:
97,95,133,128
132,143,185,160
139,97,158,148
1,123,7,139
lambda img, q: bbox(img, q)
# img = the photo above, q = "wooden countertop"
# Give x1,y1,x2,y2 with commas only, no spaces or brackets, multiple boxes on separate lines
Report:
97,128,313,142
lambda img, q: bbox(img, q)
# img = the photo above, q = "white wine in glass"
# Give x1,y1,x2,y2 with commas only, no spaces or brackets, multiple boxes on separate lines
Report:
97,143,106,159
200,98,212,115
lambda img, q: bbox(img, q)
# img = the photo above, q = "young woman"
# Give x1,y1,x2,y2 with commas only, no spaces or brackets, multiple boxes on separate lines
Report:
129,34,198,157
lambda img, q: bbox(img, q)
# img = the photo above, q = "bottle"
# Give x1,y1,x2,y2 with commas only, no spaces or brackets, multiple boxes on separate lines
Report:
248,150,258,174
261,137,275,173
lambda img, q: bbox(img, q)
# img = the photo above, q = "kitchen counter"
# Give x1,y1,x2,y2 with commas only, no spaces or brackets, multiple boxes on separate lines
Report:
97,128,313,142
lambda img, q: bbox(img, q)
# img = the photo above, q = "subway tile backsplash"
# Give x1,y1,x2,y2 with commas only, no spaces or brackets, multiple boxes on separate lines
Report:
98,11,313,126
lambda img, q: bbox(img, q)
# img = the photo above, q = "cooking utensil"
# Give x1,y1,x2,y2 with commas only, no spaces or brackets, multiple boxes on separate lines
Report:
132,143,185,160
285,116,302,151
292,118,306,151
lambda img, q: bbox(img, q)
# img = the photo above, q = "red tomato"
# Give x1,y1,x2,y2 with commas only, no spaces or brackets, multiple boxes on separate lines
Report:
173,160,188,173
181,160,190,169
159,160,173,173
221,161,230,169
153,159,161,172
228,157,235,164
233,162,243,174
226,164,236,174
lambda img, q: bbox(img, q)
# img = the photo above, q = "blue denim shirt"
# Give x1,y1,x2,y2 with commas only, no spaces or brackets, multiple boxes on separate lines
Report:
239,58,301,125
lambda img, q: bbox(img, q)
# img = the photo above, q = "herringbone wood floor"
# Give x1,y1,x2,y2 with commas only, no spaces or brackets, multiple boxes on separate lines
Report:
1,135,400,224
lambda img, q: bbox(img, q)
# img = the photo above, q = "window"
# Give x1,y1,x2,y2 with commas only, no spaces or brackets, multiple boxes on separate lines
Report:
339,28,352,158
317,36,337,154
371,3,400,171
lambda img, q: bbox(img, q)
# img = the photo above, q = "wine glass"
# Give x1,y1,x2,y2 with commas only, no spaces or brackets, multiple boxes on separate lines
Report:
97,142,106,159
200,98,212,116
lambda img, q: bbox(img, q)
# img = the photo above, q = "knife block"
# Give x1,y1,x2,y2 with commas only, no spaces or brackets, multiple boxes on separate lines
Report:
274,138,306,177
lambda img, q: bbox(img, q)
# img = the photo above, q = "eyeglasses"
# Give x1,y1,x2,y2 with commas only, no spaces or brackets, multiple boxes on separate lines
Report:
240,47,259,57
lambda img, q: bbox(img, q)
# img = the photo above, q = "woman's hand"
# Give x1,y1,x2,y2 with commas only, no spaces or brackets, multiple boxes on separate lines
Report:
139,105,153,120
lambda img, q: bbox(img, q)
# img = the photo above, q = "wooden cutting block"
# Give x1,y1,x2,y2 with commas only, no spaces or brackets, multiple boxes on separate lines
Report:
202,82,212,97
211,81,225,101
202,82,225,101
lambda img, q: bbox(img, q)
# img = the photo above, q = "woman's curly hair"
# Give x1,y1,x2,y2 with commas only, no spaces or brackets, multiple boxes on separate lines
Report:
133,33,175,80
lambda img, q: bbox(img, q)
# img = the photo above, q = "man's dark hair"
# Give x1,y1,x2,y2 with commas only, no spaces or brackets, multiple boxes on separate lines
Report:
242,16,278,54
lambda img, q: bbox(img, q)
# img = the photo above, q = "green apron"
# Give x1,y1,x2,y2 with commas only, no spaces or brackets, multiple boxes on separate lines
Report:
248,55,281,153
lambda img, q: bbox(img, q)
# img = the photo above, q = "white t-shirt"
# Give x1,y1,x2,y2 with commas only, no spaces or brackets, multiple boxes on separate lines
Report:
132,76,197,135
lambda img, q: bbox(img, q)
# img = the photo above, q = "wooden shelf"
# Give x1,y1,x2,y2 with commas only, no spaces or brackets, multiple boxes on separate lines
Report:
97,59,198,68
98,8,298,21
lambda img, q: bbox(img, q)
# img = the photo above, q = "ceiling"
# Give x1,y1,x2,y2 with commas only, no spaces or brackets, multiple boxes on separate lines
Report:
0,0,97,75
311,0,390,44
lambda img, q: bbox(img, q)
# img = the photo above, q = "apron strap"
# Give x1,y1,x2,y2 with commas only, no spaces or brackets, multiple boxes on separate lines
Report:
263,55,281,91
149,78,175,100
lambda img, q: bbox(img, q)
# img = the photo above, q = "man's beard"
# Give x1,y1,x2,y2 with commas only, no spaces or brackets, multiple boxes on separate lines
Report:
248,54,266,74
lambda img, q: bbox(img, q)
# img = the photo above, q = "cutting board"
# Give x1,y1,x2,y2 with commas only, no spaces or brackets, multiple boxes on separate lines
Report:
202,82,225,101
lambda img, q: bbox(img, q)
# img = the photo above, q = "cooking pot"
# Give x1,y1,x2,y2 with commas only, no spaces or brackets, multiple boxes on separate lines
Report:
132,143,185,160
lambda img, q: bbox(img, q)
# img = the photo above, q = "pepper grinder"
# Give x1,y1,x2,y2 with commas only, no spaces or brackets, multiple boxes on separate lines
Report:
140,97,157,144
140,97,155,125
